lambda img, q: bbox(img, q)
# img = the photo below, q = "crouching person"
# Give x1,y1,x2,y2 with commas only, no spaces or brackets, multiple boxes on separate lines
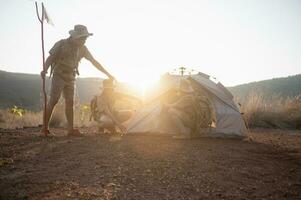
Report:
162,79,199,139
90,79,141,135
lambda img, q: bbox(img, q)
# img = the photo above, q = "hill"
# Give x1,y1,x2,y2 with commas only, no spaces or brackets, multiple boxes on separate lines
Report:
229,74,301,101
1,70,300,110
0,70,102,110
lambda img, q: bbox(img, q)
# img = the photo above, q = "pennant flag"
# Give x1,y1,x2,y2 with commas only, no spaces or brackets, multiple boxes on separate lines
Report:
42,5,54,25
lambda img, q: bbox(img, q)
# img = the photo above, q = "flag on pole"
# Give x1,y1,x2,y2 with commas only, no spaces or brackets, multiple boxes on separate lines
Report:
42,4,54,25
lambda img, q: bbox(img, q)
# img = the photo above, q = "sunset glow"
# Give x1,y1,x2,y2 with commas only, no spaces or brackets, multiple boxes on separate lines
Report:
0,0,301,87
121,72,160,97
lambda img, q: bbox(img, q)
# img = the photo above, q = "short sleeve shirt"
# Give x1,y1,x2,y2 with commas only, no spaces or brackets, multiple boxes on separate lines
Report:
49,39,94,73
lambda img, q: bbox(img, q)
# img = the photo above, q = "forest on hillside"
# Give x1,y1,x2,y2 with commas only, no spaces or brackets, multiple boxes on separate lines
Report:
229,74,301,101
0,70,102,110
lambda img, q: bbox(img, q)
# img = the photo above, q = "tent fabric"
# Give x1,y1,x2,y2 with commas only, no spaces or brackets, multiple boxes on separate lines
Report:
190,75,239,112
209,96,247,136
126,73,247,137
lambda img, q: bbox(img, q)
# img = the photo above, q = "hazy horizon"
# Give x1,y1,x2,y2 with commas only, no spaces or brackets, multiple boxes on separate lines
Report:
1,0,301,88
1,68,300,88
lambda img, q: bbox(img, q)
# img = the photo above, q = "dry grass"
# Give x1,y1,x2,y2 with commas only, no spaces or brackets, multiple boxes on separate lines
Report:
0,109,42,129
45,101,92,128
239,92,301,129
0,102,92,129
1,93,300,130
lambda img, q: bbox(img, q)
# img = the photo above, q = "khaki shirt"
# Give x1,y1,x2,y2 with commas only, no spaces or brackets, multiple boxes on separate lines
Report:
49,38,93,81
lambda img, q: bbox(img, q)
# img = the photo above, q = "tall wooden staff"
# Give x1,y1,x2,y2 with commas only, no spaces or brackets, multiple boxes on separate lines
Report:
35,2,47,136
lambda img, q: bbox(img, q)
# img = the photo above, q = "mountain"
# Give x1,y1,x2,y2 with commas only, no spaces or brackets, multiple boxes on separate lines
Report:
228,74,301,101
0,70,102,110
1,70,300,110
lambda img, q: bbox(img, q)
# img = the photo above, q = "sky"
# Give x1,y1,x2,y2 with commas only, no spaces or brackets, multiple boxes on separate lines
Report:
0,0,300,87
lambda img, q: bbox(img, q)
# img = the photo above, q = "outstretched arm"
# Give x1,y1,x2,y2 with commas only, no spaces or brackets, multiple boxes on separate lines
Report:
84,48,115,80
90,58,115,80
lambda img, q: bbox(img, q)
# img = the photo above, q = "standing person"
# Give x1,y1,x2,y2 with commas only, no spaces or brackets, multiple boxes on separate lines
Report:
40,24,115,136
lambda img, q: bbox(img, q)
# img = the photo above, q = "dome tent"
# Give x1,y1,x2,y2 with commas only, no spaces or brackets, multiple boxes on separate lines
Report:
126,73,247,137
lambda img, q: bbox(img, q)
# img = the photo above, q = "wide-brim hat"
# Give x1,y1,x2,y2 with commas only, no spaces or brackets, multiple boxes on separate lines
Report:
178,79,194,93
69,24,93,39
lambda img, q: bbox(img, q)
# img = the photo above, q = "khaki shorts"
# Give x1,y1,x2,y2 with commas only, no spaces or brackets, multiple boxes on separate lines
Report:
49,74,75,103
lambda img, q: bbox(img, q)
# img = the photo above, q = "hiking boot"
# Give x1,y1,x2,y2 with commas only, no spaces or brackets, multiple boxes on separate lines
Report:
67,129,84,137
40,129,55,137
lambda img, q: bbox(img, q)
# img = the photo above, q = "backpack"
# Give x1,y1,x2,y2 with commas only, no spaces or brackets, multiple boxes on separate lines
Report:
50,39,80,78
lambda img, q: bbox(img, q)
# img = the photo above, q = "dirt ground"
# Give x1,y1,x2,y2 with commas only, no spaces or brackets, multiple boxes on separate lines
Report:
0,128,301,200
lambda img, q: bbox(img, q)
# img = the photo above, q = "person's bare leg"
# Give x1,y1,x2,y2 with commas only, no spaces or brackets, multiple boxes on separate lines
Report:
63,82,82,136
99,116,115,134
42,91,61,136
42,75,63,136
44,99,59,130
65,98,74,133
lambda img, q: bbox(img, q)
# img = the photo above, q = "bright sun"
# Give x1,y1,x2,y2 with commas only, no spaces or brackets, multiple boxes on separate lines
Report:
122,74,160,96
